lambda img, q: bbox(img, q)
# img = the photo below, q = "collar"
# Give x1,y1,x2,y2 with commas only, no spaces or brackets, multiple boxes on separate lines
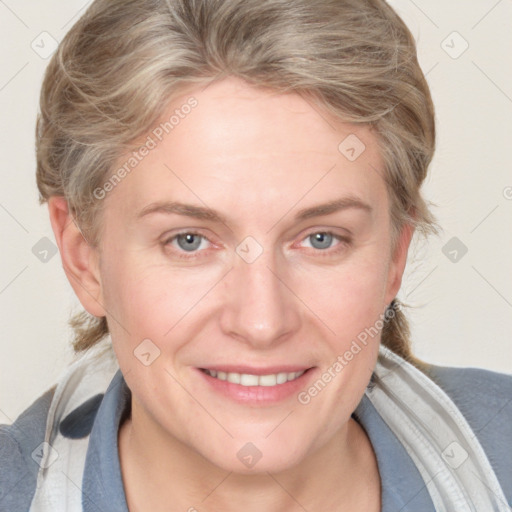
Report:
82,370,435,511
82,370,130,512
30,342,508,511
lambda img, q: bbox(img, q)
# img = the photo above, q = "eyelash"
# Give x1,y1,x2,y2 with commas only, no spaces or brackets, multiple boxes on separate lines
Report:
162,230,352,260
299,232,352,257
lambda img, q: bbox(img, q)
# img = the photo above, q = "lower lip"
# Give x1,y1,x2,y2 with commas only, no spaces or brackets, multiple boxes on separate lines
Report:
196,368,316,405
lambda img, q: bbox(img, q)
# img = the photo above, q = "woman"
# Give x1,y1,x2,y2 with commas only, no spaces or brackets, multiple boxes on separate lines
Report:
1,0,511,510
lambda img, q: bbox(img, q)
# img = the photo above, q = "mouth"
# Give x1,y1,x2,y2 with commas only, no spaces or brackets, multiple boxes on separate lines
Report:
199,368,309,387
196,363,316,405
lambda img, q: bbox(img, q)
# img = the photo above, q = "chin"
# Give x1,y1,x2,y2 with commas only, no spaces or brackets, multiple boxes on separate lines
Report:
201,436,308,475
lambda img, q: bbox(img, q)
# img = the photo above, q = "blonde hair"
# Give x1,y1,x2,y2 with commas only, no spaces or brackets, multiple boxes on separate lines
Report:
36,0,437,371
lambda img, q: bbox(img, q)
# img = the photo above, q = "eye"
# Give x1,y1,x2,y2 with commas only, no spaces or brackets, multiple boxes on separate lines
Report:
299,231,351,255
175,233,205,251
163,231,212,258
307,232,335,250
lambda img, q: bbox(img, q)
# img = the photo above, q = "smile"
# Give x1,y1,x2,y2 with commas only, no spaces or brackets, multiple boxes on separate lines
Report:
200,368,306,387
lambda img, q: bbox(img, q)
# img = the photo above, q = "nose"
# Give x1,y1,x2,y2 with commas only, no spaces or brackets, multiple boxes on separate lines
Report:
219,246,301,349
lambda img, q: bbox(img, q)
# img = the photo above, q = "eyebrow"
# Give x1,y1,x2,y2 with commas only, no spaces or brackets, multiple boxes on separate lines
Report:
135,196,372,224
294,196,372,220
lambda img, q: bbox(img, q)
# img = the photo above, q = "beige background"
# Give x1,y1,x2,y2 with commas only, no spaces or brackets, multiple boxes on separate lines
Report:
1,0,511,423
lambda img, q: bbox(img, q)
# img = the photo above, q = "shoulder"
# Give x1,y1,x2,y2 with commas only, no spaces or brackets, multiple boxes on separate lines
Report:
0,386,55,511
424,363,512,504
424,363,512,425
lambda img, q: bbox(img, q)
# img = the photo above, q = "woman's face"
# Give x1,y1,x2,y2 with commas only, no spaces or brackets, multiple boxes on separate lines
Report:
96,77,410,473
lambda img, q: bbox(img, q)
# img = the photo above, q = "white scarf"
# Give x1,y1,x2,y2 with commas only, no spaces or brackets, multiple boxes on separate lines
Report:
29,340,509,511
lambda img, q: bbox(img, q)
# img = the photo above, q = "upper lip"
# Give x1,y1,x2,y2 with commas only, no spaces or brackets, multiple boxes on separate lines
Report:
199,365,314,375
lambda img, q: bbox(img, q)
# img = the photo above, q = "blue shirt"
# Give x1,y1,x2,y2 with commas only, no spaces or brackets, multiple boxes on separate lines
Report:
1,364,512,511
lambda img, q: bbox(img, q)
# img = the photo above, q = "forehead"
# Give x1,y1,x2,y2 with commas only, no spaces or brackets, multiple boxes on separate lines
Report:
104,77,387,226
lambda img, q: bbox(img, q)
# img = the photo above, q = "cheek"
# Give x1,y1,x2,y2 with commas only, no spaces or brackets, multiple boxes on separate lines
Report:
294,259,389,414
297,255,390,339
100,251,222,351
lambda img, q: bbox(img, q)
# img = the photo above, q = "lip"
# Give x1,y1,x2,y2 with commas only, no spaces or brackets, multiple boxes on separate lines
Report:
199,365,312,375
195,366,316,405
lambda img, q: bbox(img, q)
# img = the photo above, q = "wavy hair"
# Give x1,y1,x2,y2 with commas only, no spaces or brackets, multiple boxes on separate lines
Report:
36,0,437,372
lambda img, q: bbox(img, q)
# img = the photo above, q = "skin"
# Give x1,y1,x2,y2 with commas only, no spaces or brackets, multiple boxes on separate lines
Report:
49,77,413,511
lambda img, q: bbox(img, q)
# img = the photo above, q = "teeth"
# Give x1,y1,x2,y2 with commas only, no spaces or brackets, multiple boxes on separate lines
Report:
227,372,241,384
204,369,306,387
240,374,259,386
259,374,278,386
277,372,288,384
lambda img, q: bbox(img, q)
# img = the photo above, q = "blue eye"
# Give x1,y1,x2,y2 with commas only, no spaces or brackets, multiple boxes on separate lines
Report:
162,229,350,261
308,232,334,250
300,231,351,256
163,231,212,258
175,233,204,252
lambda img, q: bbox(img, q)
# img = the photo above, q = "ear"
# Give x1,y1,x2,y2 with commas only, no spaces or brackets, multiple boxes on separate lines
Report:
48,196,105,317
384,222,414,305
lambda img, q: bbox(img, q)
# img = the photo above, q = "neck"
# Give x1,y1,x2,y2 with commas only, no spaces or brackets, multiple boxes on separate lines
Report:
118,400,381,512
